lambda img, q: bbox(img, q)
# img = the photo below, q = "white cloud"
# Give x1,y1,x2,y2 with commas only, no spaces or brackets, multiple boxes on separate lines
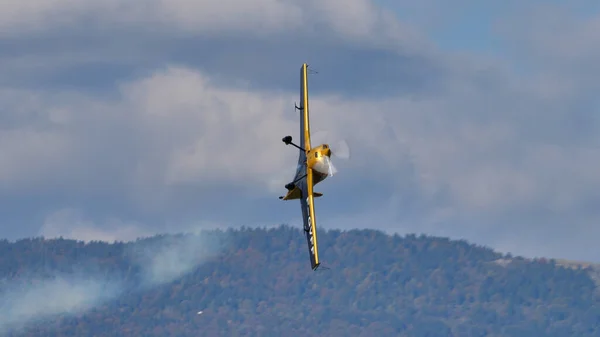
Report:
0,66,304,207
3,61,600,226
119,66,297,189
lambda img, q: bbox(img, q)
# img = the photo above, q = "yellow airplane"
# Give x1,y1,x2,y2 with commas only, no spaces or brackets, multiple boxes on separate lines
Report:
279,63,346,271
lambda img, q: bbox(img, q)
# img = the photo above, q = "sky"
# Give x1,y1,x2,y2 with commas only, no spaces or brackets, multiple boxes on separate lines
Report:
1,0,600,262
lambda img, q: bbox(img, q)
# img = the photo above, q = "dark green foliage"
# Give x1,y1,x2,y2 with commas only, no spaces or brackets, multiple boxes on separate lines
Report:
1,226,599,336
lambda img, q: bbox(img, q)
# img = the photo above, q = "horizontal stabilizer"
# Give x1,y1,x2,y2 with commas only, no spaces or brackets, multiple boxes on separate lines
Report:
280,186,302,200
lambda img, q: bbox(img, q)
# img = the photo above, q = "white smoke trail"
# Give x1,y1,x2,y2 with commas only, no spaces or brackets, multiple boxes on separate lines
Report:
0,217,226,334
129,231,224,287
0,274,122,333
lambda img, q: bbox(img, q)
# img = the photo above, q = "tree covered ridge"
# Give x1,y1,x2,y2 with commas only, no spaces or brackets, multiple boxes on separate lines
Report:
0,225,598,336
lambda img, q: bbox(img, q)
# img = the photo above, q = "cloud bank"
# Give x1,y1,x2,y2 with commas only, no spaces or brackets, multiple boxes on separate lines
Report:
1,0,600,262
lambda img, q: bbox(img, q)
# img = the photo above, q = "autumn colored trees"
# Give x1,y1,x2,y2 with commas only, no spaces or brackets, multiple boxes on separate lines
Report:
2,226,599,336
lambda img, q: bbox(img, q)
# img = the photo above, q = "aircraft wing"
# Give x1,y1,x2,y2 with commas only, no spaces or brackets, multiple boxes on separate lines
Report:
300,167,320,270
299,63,319,270
284,63,310,199
298,63,311,163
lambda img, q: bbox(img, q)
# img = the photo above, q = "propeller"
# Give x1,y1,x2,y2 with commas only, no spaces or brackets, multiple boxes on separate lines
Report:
328,139,350,160
310,130,351,177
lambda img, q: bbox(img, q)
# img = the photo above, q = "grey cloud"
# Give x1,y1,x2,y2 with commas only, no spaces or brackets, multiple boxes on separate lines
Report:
0,34,442,98
0,0,438,97
0,0,425,46
495,3,600,96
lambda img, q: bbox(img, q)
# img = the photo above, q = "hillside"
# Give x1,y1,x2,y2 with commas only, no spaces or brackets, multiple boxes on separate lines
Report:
1,226,599,336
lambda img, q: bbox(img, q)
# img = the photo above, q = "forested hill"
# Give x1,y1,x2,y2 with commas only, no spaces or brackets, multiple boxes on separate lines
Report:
1,226,599,336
